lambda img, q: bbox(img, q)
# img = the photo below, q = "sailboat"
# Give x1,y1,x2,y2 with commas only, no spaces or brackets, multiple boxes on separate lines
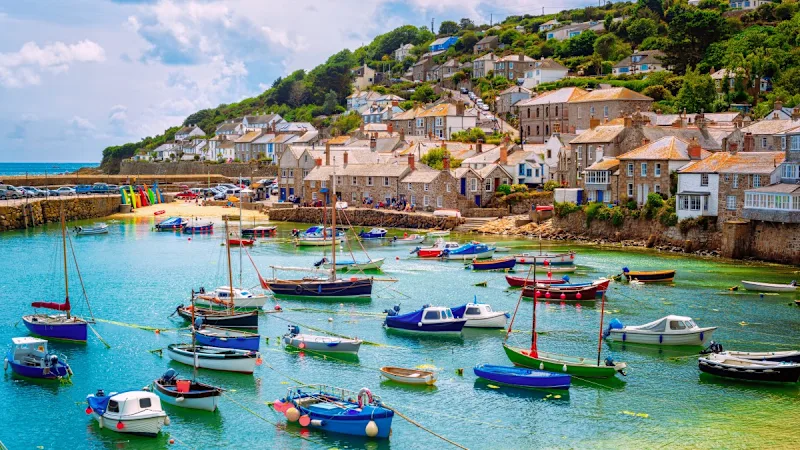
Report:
502,263,627,379
174,219,258,328
22,204,92,342
260,160,373,299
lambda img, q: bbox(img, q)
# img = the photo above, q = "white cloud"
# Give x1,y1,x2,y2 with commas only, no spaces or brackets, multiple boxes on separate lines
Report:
108,104,128,125
0,40,105,88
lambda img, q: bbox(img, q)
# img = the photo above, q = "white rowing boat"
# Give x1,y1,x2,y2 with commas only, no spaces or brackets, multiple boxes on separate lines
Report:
741,280,797,293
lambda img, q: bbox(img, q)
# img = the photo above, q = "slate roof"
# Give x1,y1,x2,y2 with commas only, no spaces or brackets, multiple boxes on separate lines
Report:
613,50,665,68
617,136,709,161
535,59,568,71
516,87,588,106
476,35,499,45
570,122,626,144
234,130,262,143
743,119,800,135
585,157,620,171
569,87,653,103
678,151,785,174
402,167,442,183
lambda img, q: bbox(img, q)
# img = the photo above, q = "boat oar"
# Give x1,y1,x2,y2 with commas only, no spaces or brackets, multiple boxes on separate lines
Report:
88,324,111,349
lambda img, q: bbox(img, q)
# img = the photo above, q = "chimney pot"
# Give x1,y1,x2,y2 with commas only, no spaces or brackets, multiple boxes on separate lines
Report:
688,138,702,159
343,151,349,166
500,145,508,165
774,100,783,112
408,154,415,171
387,122,394,135
443,155,450,171
315,157,322,167
476,139,483,153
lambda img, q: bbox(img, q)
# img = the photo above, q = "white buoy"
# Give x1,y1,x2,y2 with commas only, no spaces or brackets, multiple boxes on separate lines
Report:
164,415,171,425
3,358,7,371
539,362,544,370
176,396,185,403
365,420,379,437
562,364,567,372
328,317,333,322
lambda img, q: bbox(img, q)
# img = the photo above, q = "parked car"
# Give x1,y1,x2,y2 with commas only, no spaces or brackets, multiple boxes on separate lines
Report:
0,185,24,199
270,186,279,196
107,184,119,192
90,183,112,194
54,186,76,196
75,185,93,195
19,186,47,197
460,87,468,94
481,104,490,111
176,190,198,200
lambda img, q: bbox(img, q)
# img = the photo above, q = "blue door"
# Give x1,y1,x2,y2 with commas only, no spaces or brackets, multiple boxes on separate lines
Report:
460,178,466,195
474,195,481,206
289,188,294,196
280,188,286,201
597,190,604,202
576,190,583,205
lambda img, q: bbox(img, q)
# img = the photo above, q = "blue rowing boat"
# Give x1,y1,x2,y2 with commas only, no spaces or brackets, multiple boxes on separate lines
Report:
469,257,516,271
155,217,186,231
473,364,571,389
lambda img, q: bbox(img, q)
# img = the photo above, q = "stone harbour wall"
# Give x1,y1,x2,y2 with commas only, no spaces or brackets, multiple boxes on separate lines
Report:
269,207,464,230
722,220,800,265
0,196,120,232
120,161,278,178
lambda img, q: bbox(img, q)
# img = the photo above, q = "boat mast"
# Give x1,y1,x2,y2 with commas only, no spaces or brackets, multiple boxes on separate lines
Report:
225,219,234,315
191,290,198,382
596,291,607,366
238,173,243,287
330,159,337,282
61,203,70,319
531,262,537,352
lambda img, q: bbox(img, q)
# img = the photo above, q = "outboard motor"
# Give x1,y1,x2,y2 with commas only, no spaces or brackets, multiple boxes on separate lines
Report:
171,304,184,317
383,305,400,316
194,317,203,329
160,368,178,384
313,258,327,267
291,228,299,237
96,389,105,397
48,354,59,367
622,267,630,274
604,356,615,367
701,341,724,355
603,318,624,338
287,325,300,336
410,247,420,254
561,275,570,282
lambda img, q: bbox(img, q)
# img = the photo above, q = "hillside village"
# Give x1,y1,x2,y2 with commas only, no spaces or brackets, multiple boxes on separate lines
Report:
115,0,800,228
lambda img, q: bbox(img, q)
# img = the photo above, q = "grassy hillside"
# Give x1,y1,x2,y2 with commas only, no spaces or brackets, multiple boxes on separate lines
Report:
101,0,800,172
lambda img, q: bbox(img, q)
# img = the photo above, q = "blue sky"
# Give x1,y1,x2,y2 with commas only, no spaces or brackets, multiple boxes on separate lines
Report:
0,0,589,162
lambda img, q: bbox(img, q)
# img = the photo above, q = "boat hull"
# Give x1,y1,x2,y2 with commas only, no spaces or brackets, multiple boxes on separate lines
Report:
177,308,258,329
741,281,798,293
503,344,624,379
384,318,466,335
607,329,715,346
623,270,675,283
153,381,221,411
7,358,71,379
464,313,508,328
474,364,571,389
471,258,516,271
283,334,361,354
195,329,260,351
194,294,268,310
266,278,373,299
295,238,340,246
166,345,258,373
379,367,437,385
442,249,496,260
723,350,800,363
391,236,425,244
22,315,87,342
322,258,385,271
699,357,800,383
514,252,575,265
90,413,166,437
416,249,443,258
183,224,213,233
505,275,567,287
522,285,598,301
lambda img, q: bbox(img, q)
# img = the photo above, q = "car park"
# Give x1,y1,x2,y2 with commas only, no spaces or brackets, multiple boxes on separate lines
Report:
0,185,24,199
90,183,112,194
481,104,490,111
54,186,76,196
19,186,47,197
75,185,93,195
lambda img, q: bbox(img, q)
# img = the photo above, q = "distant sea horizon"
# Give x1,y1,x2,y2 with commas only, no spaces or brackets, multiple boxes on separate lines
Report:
0,162,98,177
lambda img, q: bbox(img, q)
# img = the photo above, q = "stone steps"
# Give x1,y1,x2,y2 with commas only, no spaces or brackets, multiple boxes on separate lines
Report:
454,217,497,232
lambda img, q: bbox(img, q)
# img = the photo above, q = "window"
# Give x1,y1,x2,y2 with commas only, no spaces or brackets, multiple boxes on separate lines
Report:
471,178,478,192
791,135,800,151
724,174,730,182
108,401,120,413
424,195,430,206
547,149,551,159
337,176,343,186
304,170,310,178
367,176,373,186
446,183,451,192
576,146,582,161
627,183,634,197
509,62,514,69
590,106,596,117
654,184,660,193
527,108,530,119
526,125,530,135
416,118,424,127
555,106,559,117
423,310,440,320
282,169,287,177
312,192,318,200
655,163,661,177
641,163,647,177
680,195,689,210
407,183,412,191
139,398,152,408
585,171,609,184
690,196,701,211
321,180,327,188
726,195,736,210
782,136,787,149
753,174,761,187
627,163,634,177
435,117,443,127
700,174,709,186
383,177,390,186
545,106,549,117
536,108,540,118
408,120,413,128
603,106,609,117
437,196,442,207
289,169,294,177
424,183,430,191
733,174,739,188
518,164,526,176
485,179,492,191
502,178,509,186
761,137,767,148
410,195,416,204
310,181,316,188
536,125,540,135
352,176,357,186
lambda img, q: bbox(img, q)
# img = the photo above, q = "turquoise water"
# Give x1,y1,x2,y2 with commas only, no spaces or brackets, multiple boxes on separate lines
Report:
1,217,799,449
0,162,96,176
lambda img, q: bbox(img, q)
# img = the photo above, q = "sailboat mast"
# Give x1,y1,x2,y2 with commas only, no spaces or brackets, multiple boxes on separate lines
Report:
191,291,198,381
225,219,234,314
531,264,537,351
330,159,337,281
597,291,607,366
61,204,70,319
238,174,243,287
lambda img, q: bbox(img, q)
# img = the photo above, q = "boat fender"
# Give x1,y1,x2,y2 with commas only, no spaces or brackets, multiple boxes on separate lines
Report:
365,420,379,437
295,285,303,294
622,332,626,342
539,362,544,370
357,388,373,408
659,335,663,344
310,419,324,427
99,416,104,428
418,322,422,327
176,396,185,403
562,364,567,372
164,415,171,426
3,358,7,372
285,407,300,422
699,332,704,342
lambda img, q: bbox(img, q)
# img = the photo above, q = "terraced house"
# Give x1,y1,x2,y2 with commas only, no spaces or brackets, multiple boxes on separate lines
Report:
612,50,667,75
416,102,476,139
517,87,587,143
567,87,654,131
493,54,536,83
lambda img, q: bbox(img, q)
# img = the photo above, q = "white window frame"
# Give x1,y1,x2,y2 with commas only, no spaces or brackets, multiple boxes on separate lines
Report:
437,196,443,208
655,163,661,177
352,176,357,186
603,106,609,117
416,118,424,128
435,117,443,127
408,183,412,191
654,184,660,193
367,176,374,186
446,183,451,192
627,183,633,197
383,177,390,187
627,163,633,177
753,174,761,187
640,163,647,177
471,178,478,192
410,194,416,204
701,174,709,187
424,195,430,207
485,179,492,192
761,137,767,148
733,174,739,188
424,183,430,191
310,181,316,188
726,195,736,210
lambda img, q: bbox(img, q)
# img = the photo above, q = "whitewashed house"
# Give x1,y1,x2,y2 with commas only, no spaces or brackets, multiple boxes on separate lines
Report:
394,43,413,61
242,114,283,131
523,59,569,88
174,125,204,142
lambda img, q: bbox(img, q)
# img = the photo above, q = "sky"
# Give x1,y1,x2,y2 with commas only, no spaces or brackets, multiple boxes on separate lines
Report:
0,0,590,163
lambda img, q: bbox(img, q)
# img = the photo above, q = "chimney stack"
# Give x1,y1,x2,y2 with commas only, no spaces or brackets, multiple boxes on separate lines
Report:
743,132,755,152
370,135,377,151
343,151,349,166
728,143,738,154
589,117,600,129
443,155,450,171
315,157,322,166
408,154,415,171
476,139,483,153
399,127,405,141
325,142,331,166
688,137,702,160
387,121,394,135
456,101,465,116
793,107,800,121
624,116,632,128
500,145,508,165
775,100,783,112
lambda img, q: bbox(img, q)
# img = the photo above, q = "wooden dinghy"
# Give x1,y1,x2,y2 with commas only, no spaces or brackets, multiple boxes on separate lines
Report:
622,268,675,283
379,366,437,385
741,280,797,293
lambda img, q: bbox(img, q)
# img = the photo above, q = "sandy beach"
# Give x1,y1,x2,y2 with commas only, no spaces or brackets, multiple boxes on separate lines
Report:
109,199,269,220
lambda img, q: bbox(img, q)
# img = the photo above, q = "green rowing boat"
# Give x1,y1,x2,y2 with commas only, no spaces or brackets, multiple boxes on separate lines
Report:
503,344,626,379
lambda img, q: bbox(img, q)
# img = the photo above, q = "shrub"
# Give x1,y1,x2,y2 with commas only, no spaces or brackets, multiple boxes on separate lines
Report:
496,184,512,195
584,202,603,226
610,208,625,227
510,184,528,193
554,201,581,218
660,211,678,227
543,180,560,191
625,200,638,210
678,218,696,234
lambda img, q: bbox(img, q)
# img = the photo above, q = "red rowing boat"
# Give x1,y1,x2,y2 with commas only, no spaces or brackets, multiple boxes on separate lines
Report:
154,210,166,216
522,284,598,301
228,238,255,246
505,275,567,287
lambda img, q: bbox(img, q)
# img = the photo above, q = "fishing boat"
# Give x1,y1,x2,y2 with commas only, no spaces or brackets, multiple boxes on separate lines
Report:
183,219,213,234
390,234,425,244
379,366,437,385
522,284,598,301
469,257,516,271
260,166,374,300
605,316,716,346
441,242,495,260
450,302,509,328
195,325,260,351
154,217,186,231
514,251,576,265
741,280,797,293
86,390,169,436
383,305,467,335
152,369,223,412
242,225,277,237
283,325,362,354
698,353,800,383
358,227,387,240
175,304,258,328
23,205,91,343
427,230,450,237
295,236,341,246
411,239,460,258
474,364,571,389
74,223,109,235
227,238,255,246
166,344,259,373
276,385,393,438
506,275,568,287
4,337,72,380
194,286,268,309
622,267,675,283
528,278,611,295
702,341,800,363
317,257,385,271
493,246,512,253
294,225,345,246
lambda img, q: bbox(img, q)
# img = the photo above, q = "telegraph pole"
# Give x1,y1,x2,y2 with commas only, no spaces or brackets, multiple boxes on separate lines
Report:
431,18,435,34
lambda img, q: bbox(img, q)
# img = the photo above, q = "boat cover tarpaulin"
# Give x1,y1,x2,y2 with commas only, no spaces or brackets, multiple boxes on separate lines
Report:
31,299,70,311
450,304,467,318
387,308,424,325
87,395,112,415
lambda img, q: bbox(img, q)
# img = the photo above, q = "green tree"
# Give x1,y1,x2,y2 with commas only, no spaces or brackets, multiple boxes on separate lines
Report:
642,85,672,102
500,29,521,45
410,84,438,103
459,18,475,30
593,33,619,60
663,5,728,74
627,18,658,47
322,90,339,115
637,0,664,18
455,32,478,53
330,112,361,136
676,69,716,113
557,30,598,58
604,13,613,31
420,147,462,170
438,21,460,36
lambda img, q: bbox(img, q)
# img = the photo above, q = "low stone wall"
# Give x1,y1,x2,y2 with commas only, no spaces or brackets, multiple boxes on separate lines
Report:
507,194,554,214
722,220,800,264
120,161,278,178
0,196,120,232
462,208,507,218
269,207,463,229
552,210,721,251
2,173,230,188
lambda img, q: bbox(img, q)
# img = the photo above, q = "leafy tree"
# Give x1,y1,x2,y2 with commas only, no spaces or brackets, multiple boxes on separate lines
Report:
330,112,361,136
639,36,667,50
500,29,521,45
410,84,438,103
663,5,728,74
420,148,462,170
438,21,460,36
637,0,664,18
496,184,512,195
452,71,467,84
459,18,475,30
676,69,716,113
642,85,672,102
557,30,598,58
604,13,614,31
451,127,487,142
627,18,658,47
368,25,434,60
455,32,478,53
593,33,624,60
322,90,339,115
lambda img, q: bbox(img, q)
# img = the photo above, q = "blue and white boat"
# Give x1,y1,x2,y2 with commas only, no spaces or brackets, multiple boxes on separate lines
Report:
297,225,346,239
155,217,186,231
195,325,260,351
278,385,393,438
384,305,467,335
74,223,109,235
441,242,495,260
183,219,213,233
474,364,571,389
450,302,509,328
86,390,169,436
4,337,72,380
358,227,387,240
316,257,385,271
514,251,576,265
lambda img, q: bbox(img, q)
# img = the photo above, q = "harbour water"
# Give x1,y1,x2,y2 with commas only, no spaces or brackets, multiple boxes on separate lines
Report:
0,162,96,177
1,217,799,449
